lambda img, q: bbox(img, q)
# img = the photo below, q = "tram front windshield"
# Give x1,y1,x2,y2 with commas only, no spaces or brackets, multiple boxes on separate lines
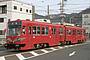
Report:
7,21,21,36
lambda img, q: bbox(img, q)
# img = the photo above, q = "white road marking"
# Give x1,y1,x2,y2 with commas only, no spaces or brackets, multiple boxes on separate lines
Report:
58,46,63,49
0,56,5,60
69,45,73,47
41,49,49,53
64,46,68,48
26,49,56,59
69,51,76,56
16,54,26,60
49,48,58,50
30,51,39,56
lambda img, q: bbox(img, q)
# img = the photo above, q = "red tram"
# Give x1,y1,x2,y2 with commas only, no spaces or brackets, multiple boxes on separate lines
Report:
4,20,86,50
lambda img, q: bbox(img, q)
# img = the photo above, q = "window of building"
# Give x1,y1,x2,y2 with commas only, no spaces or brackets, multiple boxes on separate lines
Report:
0,7,2,13
37,26,40,34
42,27,45,34
14,6,17,10
84,15,88,18
2,5,7,13
33,26,36,34
0,18,4,22
0,30,4,35
20,8,22,11
30,10,32,13
0,5,7,14
26,9,28,12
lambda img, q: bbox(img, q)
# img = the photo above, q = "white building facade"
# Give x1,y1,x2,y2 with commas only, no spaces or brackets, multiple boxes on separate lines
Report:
82,14,90,39
0,0,33,40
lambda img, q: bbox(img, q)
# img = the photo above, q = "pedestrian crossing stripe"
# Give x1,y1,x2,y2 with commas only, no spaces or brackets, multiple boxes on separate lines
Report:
0,56,5,60
16,54,26,60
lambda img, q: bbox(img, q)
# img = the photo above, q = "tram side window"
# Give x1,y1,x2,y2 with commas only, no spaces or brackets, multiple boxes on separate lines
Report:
83,30,86,36
67,30,72,35
33,26,36,34
52,28,56,34
22,26,26,34
42,27,45,34
28,26,31,34
37,26,40,34
59,28,63,34
45,27,48,34
73,30,75,35
77,30,81,35
80,31,82,35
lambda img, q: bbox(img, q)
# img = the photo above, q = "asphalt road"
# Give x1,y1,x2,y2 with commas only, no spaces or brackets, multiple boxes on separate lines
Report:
0,45,21,56
0,41,90,60
29,41,90,60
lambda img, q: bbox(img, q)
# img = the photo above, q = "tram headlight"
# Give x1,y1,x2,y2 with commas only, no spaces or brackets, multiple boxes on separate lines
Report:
15,38,25,42
17,38,21,41
15,45,19,47
6,38,12,42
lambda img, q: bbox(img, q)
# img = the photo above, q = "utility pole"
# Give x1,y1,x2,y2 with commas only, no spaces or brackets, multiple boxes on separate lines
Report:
60,0,65,24
47,5,50,19
60,0,64,15
32,5,35,21
70,17,72,23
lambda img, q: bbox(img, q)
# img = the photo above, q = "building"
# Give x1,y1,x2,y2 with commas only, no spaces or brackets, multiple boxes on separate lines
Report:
0,0,33,41
81,8,90,39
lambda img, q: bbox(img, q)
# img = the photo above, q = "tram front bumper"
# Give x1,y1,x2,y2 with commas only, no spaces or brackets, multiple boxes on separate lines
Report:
4,44,25,49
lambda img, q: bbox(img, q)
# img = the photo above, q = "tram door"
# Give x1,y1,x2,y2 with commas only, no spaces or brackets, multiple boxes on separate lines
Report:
51,27,57,45
28,26,32,46
59,27,65,44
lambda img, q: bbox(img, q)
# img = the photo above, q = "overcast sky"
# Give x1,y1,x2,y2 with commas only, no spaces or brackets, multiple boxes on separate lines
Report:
19,0,90,15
